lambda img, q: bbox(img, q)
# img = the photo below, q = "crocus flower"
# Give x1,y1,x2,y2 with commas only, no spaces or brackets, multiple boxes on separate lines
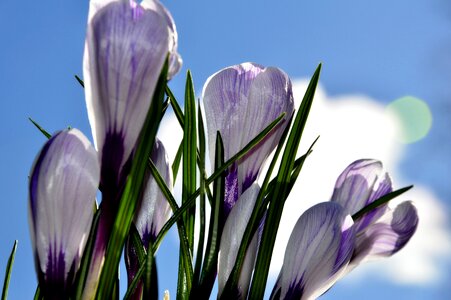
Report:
218,183,261,299
133,138,172,246
28,129,100,299
271,202,356,300
125,138,172,299
331,159,419,269
84,0,173,192
202,62,294,215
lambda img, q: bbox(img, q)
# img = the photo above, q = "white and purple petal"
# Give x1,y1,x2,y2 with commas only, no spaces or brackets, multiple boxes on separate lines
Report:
350,201,419,268
218,183,260,298
331,159,392,232
29,129,99,295
84,0,170,188
134,138,172,246
203,63,294,213
271,202,355,300
141,0,182,79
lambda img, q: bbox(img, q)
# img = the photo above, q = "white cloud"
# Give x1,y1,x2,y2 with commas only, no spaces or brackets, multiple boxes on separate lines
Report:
156,79,451,287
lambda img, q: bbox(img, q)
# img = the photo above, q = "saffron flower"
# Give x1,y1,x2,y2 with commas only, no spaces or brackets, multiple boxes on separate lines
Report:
28,129,100,298
202,62,294,215
132,138,172,246
331,159,419,269
125,139,172,299
218,183,261,298
84,0,175,191
271,202,356,300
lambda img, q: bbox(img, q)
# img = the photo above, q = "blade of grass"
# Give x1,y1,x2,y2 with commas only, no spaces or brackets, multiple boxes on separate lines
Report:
248,64,321,299
73,209,101,299
193,105,207,285
29,118,51,139
352,185,413,220
75,75,84,88
1,240,17,300
196,133,224,298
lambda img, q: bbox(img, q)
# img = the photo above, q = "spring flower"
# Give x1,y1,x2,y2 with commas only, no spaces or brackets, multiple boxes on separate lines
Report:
331,159,419,269
202,62,294,215
125,139,172,299
84,0,174,191
271,202,356,300
28,129,100,298
218,183,261,299
133,138,172,246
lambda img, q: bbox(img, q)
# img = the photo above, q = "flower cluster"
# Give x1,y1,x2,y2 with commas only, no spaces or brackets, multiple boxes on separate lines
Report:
27,0,419,299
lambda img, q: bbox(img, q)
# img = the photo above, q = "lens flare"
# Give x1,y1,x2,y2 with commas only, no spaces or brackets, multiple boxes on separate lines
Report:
385,96,432,144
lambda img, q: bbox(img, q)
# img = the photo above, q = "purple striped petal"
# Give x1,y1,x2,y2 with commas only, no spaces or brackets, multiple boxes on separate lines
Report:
28,129,99,296
203,63,294,213
141,0,182,79
331,159,392,232
218,184,260,298
84,0,170,189
350,201,419,268
271,202,355,300
134,138,172,246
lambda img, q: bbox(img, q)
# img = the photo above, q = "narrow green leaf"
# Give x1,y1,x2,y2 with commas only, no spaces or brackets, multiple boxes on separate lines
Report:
73,209,101,300
147,159,193,283
172,141,183,181
1,240,17,300
178,70,197,300
193,105,207,286
352,185,413,220
33,286,41,300
29,118,51,139
95,61,167,299
75,75,85,88
196,133,224,298
249,64,321,299
123,226,147,300
166,85,184,128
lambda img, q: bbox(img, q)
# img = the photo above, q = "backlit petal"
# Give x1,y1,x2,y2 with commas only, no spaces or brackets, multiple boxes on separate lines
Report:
84,0,170,187
218,184,260,298
29,129,99,294
272,202,355,300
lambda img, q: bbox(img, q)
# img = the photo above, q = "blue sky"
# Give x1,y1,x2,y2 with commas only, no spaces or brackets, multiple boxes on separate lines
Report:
1,0,450,299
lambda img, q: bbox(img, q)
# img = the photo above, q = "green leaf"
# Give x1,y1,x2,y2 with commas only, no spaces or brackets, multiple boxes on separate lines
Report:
172,141,183,181
29,118,51,139
75,75,84,88
196,133,225,298
33,286,41,300
73,209,101,300
352,185,413,220
248,64,321,299
1,240,17,300
193,105,207,286
95,61,167,299
166,85,184,128
178,70,197,299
